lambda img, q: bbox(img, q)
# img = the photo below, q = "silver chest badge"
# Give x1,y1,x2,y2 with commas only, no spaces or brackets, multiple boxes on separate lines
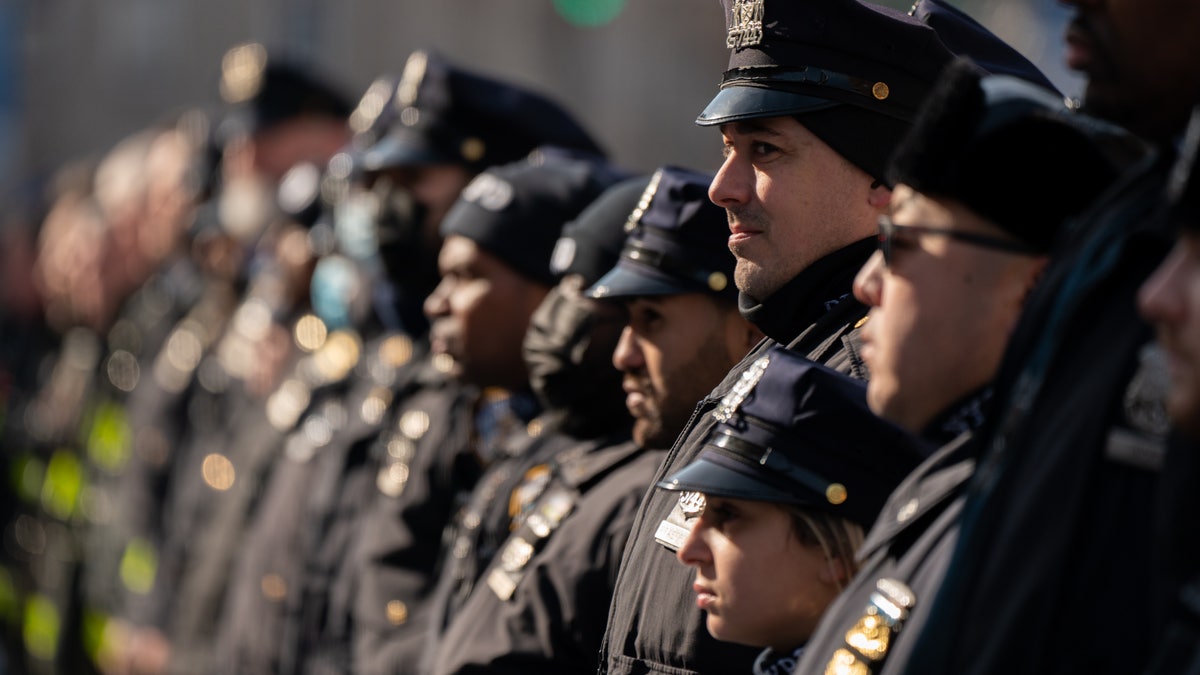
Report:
713,354,770,423
726,0,765,50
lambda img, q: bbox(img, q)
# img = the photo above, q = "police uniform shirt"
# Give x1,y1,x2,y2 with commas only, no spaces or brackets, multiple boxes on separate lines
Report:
431,441,667,675
898,152,1175,674
598,242,870,674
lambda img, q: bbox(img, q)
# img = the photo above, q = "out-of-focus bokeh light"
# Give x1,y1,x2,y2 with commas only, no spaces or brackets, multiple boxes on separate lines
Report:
553,0,627,27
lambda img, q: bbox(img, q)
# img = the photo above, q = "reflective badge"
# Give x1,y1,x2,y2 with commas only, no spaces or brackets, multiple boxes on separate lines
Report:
678,491,706,517
726,0,764,50
713,354,771,422
826,578,915,673
488,488,577,600
1105,343,1169,471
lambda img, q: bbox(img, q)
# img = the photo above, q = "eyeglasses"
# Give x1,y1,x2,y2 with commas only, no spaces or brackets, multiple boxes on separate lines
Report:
876,215,1038,267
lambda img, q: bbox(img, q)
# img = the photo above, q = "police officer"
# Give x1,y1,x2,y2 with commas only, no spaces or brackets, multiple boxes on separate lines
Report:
105,43,354,675
792,57,1124,675
1138,106,1200,675
427,165,758,674
898,0,1200,669
597,1,1051,672
348,147,624,675
412,174,646,668
659,348,925,673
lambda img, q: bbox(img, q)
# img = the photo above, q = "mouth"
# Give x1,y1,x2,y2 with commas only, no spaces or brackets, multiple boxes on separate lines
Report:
728,221,762,248
623,381,648,415
693,583,716,611
1063,19,1098,73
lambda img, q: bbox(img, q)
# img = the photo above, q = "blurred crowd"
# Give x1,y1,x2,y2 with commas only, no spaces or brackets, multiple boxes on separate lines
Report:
0,0,1198,674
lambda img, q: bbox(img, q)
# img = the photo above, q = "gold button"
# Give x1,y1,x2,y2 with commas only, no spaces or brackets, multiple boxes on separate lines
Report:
386,600,408,625
872,82,890,100
261,573,287,602
826,483,848,505
853,315,870,329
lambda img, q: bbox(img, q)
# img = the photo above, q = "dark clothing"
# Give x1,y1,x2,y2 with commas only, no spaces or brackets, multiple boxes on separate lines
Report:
598,239,872,674
792,433,971,675
431,442,665,675
213,330,425,675
899,151,1174,675
348,375,535,675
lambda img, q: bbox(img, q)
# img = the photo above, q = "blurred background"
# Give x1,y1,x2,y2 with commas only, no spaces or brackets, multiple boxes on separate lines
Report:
4,0,1078,212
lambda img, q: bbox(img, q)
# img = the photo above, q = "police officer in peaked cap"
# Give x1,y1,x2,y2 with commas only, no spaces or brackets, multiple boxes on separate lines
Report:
597,1,1058,672
659,348,926,671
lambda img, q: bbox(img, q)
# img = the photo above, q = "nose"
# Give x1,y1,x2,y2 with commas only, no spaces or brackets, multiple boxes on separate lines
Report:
853,250,886,307
676,518,711,567
612,325,644,373
1138,241,1187,325
423,277,452,320
709,149,751,210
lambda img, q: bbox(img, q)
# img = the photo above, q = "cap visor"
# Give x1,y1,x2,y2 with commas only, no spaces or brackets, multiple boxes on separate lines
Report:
696,85,842,126
585,261,691,300
359,130,457,172
656,453,797,504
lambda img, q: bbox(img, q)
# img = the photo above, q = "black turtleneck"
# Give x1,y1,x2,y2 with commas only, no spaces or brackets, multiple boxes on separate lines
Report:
738,237,876,345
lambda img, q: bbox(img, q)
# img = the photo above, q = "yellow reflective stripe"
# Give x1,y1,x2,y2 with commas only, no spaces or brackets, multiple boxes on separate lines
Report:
41,450,83,520
119,538,158,595
23,594,59,661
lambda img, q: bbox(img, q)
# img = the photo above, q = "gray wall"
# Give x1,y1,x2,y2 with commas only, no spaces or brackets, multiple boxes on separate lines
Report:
9,0,1082,203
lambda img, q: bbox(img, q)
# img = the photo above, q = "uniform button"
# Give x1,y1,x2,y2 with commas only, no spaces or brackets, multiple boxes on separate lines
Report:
896,498,919,523
386,600,408,625
261,573,287,602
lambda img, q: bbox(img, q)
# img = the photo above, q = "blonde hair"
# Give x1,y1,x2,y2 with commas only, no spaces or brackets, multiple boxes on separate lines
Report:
784,505,865,590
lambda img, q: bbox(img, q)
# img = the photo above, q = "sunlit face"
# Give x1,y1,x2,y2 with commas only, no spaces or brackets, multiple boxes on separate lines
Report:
425,235,549,389
853,186,1046,433
676,496,840,651
1061,0,1200,141
709,116,883,302
612,293,753,448
1138,230,1200,440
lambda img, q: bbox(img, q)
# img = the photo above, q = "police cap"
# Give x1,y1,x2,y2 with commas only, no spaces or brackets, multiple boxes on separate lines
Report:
657,347,928,528
887,58,1121,252
585,166,735,301
697,0,1056,181
440,148,628,286
360,51,605,174
218,43,352,141
1169,106,1200,232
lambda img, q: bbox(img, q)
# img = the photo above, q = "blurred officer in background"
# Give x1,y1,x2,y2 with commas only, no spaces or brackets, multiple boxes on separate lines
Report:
661,349,924,673
345,148,622,675
597,1,1054,671
795,57,1124,675
898,0,1200,671
96,42,354,675
1137,106,1200,675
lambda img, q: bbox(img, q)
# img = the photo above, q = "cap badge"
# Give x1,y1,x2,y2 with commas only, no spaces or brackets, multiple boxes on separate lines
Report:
726,0,764,50
396,51,428,109
713,354,770,422
461,172,514,211
678,491,707,518
220,42,267,104
626,169,663,232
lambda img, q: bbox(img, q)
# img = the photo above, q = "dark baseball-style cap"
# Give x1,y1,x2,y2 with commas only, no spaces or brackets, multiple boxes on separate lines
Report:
696,0,1056,181
549,174,652,287
585,166,735,301
439,148,628,286
887,58,1123,253
657,347,928,528
359,50,605,174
